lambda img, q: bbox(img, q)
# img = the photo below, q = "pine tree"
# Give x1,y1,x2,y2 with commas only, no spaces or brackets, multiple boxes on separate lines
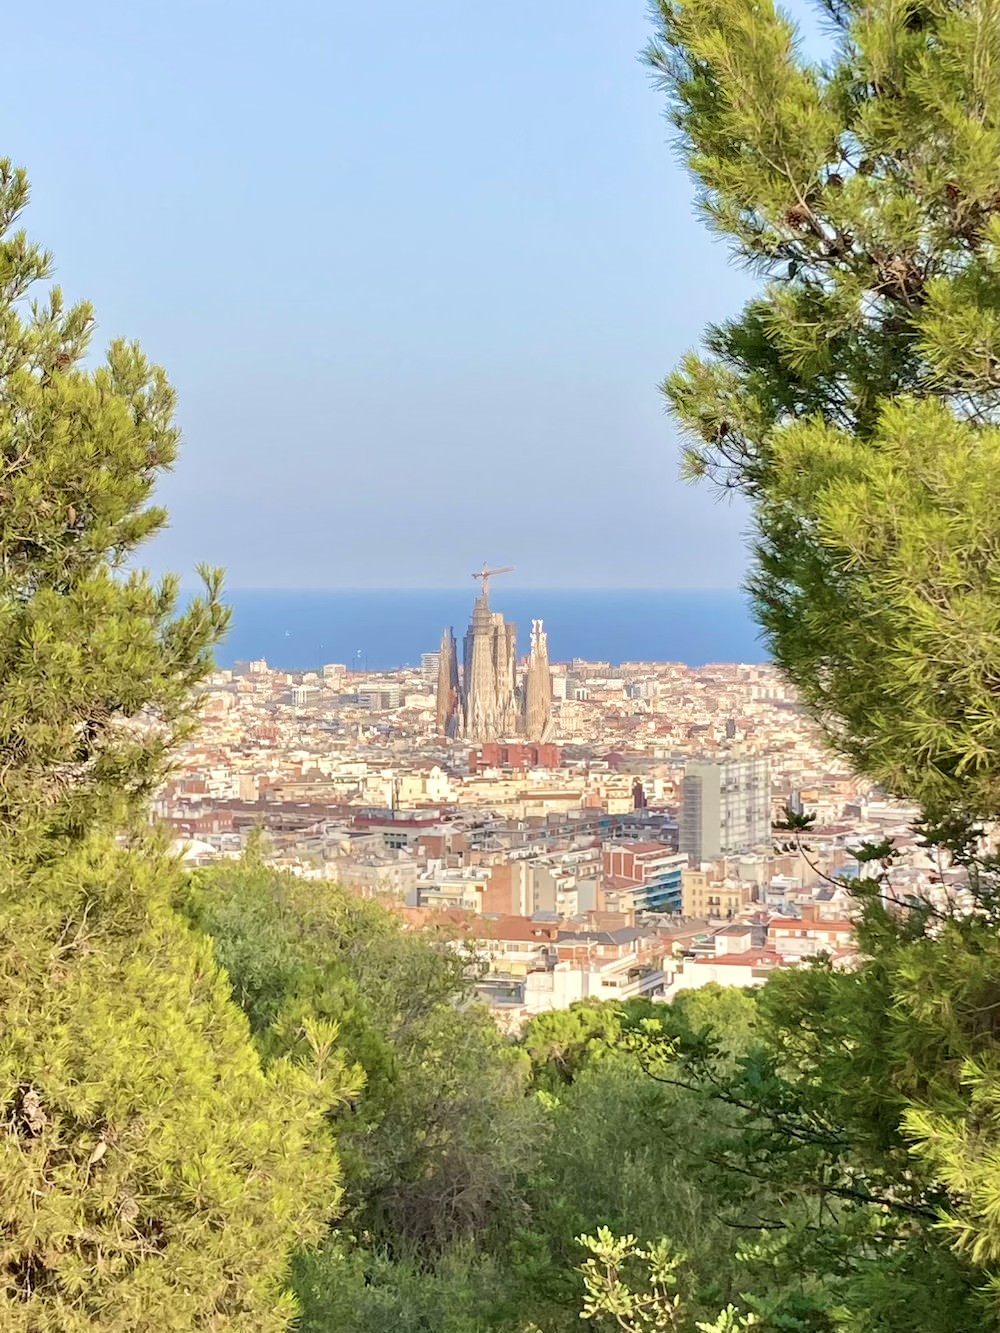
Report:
647,0,1000,818
0,162,347,1329
0,161,228,854
628,3,1000,1326
0,839,350,1332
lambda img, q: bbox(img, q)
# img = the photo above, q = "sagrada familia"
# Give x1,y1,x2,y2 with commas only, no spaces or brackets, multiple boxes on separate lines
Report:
435,566,553,744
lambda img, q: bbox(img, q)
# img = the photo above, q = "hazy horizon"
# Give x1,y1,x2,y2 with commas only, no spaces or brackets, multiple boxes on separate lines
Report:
208,586,767,670
7,0,824,591
183,581,748,593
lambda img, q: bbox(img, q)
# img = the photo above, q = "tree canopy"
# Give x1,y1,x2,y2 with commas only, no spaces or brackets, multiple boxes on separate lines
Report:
560,4,1000,1326
0,163,343,1330
648,0,1000,817
0,164,229,857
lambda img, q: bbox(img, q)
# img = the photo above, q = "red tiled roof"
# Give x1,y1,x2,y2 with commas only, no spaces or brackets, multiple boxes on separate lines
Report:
770,918,854,932
475,916,560,943
701,949,786,967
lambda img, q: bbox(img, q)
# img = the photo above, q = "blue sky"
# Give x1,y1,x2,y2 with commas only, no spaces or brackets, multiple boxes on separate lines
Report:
4,1,823,589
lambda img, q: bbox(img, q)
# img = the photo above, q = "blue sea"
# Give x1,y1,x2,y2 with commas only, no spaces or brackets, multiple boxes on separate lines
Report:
209,589,769,672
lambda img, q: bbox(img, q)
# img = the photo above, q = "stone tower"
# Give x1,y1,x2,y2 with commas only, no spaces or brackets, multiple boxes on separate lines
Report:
435,568,555,744
523,618,553,742
435,626,461,738
462,591,518,742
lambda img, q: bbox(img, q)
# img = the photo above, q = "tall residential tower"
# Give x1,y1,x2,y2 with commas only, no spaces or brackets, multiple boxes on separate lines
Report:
679,755,772,865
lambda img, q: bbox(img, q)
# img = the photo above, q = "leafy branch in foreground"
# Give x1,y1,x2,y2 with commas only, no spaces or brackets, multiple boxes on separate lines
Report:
648,0,1000,817
577,1229,757,1333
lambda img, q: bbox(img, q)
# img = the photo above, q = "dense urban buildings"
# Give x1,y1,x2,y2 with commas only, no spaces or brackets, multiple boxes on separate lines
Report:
151,638,958,1028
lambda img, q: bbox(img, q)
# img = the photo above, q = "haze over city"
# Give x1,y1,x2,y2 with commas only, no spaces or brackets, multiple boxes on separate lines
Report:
0,0,820,590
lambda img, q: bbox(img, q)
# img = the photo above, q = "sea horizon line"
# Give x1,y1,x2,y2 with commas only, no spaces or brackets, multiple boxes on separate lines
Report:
179,585,750,595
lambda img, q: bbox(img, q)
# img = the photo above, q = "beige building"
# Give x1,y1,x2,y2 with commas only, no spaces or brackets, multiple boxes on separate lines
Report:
682,867,750,919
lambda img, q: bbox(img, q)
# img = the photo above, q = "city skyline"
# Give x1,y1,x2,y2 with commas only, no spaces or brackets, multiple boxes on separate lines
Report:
208,587,767,673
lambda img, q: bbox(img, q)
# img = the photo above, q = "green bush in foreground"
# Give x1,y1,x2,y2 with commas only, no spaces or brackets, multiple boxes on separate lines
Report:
0,838,345,1331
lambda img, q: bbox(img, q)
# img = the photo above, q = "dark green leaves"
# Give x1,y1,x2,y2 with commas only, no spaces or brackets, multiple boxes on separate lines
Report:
649,0,1000,818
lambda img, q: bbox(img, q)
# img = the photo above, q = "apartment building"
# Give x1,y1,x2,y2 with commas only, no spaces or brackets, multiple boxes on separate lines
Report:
679,755,772,864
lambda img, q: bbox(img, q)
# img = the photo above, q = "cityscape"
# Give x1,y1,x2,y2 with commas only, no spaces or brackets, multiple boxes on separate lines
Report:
155,566,953,1029
3,0,995,1327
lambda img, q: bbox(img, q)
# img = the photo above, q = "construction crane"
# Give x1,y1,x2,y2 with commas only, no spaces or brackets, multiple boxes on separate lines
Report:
472,563,514,601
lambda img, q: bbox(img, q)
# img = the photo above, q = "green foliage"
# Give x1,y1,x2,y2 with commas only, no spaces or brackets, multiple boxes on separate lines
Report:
0,161,228,855
641,8,1000,1312
512,990,760,1331
576,1230,777,1333
184,859,543,1323
618,832,999,1330
904,1056,1000,1278
773,799,816,831
521,998,637,1090
0,161,341,1330
578,1229,686,1333
648,0,1000,817
646,982,760,1067
292,1240,521,1333
0,837,343,1331
520,1053,740,1327
185,872,774,1333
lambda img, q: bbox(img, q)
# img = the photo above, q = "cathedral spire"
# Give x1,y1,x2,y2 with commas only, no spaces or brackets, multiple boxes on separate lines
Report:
523,618,553,742
435,574,552,744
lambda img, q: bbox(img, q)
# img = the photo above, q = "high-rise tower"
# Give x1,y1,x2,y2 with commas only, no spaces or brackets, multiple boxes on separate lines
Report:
435,627,461,738
523,618,553,742
462,589,518,742
679,755,772,865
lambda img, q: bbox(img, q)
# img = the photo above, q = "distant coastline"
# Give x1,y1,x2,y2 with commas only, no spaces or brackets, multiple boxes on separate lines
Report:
205,588,769,673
